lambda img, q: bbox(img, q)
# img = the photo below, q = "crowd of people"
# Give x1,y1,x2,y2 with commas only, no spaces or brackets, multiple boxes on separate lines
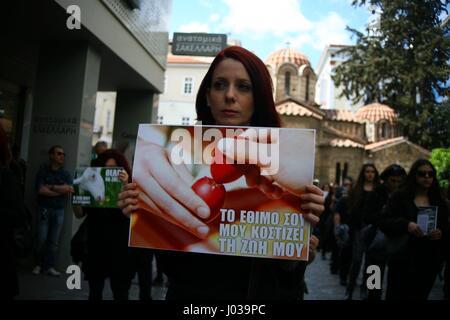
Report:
316,161,450,300
1,45,449,301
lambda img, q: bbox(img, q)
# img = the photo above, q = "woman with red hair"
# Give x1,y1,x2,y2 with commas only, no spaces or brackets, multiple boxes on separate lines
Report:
118,46,323,300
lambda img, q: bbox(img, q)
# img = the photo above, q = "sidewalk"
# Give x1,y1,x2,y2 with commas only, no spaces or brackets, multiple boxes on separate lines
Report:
16,263,168,300
16,255,446,300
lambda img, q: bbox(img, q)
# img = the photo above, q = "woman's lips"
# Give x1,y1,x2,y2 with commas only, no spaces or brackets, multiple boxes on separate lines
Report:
221,109,240,116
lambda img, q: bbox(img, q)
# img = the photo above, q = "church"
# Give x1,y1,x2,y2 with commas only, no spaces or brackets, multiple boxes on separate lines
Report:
157,44,430,186
265,47,429,185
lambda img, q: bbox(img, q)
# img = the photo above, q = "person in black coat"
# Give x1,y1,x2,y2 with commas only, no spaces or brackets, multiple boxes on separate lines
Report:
380,159,450,300
73,149,134,300
0,124,26,299
362,164,406,300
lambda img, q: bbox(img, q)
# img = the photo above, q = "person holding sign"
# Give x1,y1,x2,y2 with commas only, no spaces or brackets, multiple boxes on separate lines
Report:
380,159,450,300
73,149,134,300
118,46,324,300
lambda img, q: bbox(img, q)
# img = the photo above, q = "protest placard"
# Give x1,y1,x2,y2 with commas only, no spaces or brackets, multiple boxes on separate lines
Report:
72,167,123,208
129,124,316,261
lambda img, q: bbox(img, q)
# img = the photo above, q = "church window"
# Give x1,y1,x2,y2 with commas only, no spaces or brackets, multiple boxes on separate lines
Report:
380,122,388,139
305,74,310,101
335,162,341,185
343,162,349,180
285,72,291,96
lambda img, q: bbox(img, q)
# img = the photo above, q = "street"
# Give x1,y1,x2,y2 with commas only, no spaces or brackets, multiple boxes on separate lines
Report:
16,252,445,300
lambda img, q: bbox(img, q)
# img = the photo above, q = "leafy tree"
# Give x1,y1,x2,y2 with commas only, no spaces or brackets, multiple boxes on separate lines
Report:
430,147,450,189
333,0,449,149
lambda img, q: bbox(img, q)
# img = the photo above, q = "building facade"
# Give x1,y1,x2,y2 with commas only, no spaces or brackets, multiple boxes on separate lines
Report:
1,0,171,269
268,47,429,185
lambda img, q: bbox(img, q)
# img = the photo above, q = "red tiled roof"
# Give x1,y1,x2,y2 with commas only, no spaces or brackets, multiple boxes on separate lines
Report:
167,55,213,64
355,103,397,123
276,98,324,120
266,48,310,69
365,136,406,150
365,136,430,155
324,109,360,123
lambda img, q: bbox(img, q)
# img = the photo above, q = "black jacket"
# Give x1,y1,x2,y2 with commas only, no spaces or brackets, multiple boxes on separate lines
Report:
0,167,26,299
379,190,450,264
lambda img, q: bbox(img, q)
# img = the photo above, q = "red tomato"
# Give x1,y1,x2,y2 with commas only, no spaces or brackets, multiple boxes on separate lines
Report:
211,149,244,184
191,176,226,223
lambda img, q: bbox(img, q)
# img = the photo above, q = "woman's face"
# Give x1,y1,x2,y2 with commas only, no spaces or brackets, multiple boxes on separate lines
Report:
364,166,376,182
105,158,118,167
415,164,434,189
207,58,254,126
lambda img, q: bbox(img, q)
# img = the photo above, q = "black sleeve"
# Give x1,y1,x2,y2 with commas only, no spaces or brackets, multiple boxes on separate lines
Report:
379,191,410,236
363,191,383,226
0,168,26,230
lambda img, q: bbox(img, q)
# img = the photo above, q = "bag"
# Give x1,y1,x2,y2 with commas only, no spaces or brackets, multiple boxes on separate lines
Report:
71,219,88,264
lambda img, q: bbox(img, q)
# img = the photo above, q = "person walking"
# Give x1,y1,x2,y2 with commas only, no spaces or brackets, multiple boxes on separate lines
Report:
380,159,450,300
345,164,380,300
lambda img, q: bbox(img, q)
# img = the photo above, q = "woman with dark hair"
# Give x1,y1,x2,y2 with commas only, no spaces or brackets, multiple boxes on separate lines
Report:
117,46,324,300
73,149,134,300
362,164,407,300
0,124,26,299
380,159,450,300
345,163,380,299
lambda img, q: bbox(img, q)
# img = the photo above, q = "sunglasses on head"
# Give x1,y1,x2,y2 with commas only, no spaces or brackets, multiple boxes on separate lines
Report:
416,170,434,178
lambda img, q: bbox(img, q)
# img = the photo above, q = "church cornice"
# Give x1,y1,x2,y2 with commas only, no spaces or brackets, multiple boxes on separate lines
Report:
275,97,325,119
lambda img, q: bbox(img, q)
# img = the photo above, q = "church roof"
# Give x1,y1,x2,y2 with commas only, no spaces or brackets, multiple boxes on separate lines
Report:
324,109,360,123
365,136,430,155
329,139,365,149
276,98,324,120
266,48,311,69
355,103,397,124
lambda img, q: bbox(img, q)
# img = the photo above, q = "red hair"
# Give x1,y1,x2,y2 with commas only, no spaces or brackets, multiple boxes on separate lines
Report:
196,46,281,128
0,124,11,166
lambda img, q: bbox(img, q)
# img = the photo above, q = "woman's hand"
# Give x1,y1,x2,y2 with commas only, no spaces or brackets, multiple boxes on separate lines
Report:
117,182,140,218
429,228,442,240
123,141,212,239
408,222,424,237
218,129,324,226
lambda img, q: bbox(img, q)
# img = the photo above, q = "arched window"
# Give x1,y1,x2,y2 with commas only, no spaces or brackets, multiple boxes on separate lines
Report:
343,162,349,180
335,162,341,185
285,72,291,96
305,73,310,101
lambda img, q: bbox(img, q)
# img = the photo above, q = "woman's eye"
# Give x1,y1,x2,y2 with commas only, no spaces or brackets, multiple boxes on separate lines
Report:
213,81,226,90
238,83,252,92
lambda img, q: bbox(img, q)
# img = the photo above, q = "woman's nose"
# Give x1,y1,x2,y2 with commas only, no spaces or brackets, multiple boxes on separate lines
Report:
225,86,237,102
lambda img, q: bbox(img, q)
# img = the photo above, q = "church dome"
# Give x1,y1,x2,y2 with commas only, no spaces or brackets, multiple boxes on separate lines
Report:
266,47,311,69
356,103,397,124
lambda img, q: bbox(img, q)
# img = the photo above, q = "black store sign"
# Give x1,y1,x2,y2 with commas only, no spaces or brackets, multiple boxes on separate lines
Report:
172,32,227,56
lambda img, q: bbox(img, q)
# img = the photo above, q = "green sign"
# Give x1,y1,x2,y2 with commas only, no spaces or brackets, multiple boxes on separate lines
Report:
72,167,124,208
